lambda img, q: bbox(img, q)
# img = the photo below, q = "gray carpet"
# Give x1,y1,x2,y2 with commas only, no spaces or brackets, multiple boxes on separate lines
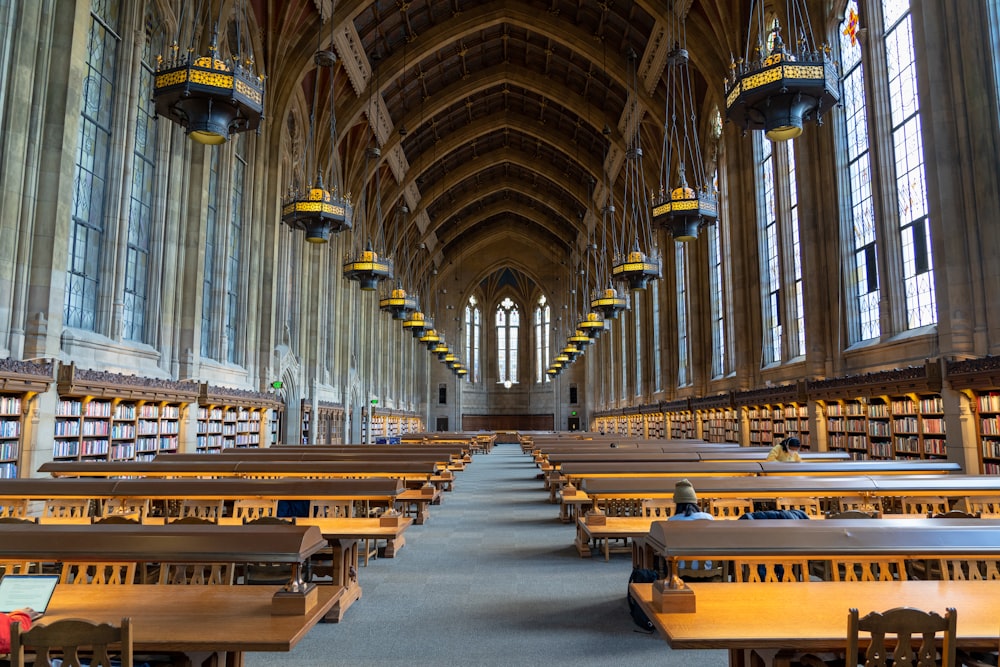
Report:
247,443,729,666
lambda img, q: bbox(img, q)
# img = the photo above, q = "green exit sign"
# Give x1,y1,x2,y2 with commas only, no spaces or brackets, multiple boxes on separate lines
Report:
371,398,379,405
571,411,577,416
270,381,283,389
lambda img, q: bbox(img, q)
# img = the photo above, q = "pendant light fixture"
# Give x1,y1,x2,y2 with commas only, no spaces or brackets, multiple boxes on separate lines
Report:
153,0,264,145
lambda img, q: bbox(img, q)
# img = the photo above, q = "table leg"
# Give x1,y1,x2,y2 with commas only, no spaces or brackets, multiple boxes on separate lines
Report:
574,524,592,558
383,535,405,557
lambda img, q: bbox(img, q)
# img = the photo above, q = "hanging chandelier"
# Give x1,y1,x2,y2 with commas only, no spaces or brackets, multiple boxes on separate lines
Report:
344,54,393,290
569,329,591,349
591,163,628,319
343,146,393,290
653,17,718,242
418,328,441,349
153,0,264,145
725,0,840,141
379,205,419,319
561,343,580,363
281,25,352,243
578,311,608,338
431,341,450,361
611,49,660,291
404,310,433,338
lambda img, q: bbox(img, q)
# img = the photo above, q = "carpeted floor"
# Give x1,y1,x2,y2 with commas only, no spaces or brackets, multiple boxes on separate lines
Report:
246,443,729,667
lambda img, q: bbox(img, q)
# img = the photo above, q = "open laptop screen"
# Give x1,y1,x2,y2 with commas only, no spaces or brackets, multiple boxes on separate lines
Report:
0,575,60,616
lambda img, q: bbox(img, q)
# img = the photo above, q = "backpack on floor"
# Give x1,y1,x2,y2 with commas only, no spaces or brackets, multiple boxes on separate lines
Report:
626,567,657,633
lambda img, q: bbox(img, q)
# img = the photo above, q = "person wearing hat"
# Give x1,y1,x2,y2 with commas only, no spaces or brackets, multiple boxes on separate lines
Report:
767,436,803,462
668,479,713,521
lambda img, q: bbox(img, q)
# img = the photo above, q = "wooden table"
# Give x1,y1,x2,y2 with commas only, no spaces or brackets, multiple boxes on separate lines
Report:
395,487,442,524
628,580,1000,667
294,516,412,558
43,584,341,667
575,516,656,561
205,516,411,622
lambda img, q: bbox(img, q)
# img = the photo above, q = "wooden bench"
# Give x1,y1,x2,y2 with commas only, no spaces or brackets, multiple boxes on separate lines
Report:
0,522,331,615
637,518,1000,612
572,474,1000,518
37,460,448,489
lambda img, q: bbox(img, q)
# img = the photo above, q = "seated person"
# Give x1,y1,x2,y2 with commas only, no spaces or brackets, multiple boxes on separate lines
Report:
668,479,714,579
0,609,32,653
767,436,803,462
668,479,713,521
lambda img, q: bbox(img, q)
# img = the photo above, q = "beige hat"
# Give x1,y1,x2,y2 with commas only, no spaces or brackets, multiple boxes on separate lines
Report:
673,478,698,505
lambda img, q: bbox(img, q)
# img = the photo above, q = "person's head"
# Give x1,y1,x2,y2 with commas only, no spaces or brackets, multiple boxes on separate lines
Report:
673,478,698,506
781,437,802,452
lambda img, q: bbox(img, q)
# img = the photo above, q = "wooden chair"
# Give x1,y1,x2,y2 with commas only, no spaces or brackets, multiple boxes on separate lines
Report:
241,516,296,585
40,498,90,522
732,557,809,582
960,495,1000,518
846,606,956,667
233,498,279,521
158,562,234,585
775,497,822,517
91,516,140,525
177,499,224,522
826,509,881,519
308,500,352,518
602,498,644,517
930,510,980,519
937,557,1000,581
10,617,132,667
829,557,907,582
837,494,883,514
900,496,949,516
709,498,755,519
640,498,675,519
0,560,34,576
59,562,137,585
0,499,28,518
100,497,149,521
305,499,378,567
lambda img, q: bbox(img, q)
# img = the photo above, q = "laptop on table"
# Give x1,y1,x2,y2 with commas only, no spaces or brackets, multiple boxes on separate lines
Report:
0,574,60,620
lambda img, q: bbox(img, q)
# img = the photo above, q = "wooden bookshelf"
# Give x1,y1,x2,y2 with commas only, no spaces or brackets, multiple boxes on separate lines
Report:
692,394,737,444
300,402,312,444
55,363,197,463
824,398,869,459
945,356,1000,474
0,359,54,478
196,384,283,453
663,399,693,439
807,360,944,462
780,402,810,447
734,382,808,450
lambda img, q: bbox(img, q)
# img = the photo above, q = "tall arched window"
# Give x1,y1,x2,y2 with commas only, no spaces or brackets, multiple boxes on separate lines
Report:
496,297,519,385
225,136,247,364
533,295,550,383
464,295,481,383
65,0,122,331
840,0,881,342
122,12,162,342
651,279,662,392
883,0,935,328
755,135,805,364
201,150,221,358
676,244,690,386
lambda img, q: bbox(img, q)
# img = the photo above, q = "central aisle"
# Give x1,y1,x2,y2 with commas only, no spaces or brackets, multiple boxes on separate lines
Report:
248,443,727,667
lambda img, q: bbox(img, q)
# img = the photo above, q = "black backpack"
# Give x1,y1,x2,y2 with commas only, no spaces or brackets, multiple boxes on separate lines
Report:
626,568,657,633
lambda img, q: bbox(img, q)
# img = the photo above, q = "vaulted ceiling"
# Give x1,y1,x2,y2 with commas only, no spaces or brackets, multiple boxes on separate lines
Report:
256,0,760,291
